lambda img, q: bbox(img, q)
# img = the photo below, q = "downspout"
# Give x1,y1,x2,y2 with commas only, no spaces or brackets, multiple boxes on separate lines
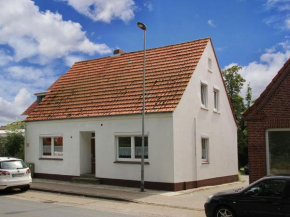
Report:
194,117,198,187
24,123,27,162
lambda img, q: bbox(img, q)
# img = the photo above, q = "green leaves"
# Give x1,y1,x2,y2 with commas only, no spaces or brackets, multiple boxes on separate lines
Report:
222,65,251,167
0,121,25,159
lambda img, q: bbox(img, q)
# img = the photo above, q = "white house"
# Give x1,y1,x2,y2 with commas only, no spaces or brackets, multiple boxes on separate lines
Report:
23,38,238,191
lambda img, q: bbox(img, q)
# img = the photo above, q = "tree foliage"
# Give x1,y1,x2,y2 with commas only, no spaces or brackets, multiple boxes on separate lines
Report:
222,65,252,167
0,121,25,159
245,82,253,109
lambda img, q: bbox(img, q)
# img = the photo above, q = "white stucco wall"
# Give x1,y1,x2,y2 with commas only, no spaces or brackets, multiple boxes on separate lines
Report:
25,113,174,183
173,41,238,183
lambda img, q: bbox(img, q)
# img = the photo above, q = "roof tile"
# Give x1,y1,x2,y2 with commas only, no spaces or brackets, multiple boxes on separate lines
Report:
25,38,210,121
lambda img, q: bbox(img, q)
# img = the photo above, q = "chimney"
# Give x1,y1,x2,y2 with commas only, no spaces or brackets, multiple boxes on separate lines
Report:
113,49,125,56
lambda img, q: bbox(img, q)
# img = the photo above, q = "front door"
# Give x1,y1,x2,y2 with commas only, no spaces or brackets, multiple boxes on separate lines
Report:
91,139,95,174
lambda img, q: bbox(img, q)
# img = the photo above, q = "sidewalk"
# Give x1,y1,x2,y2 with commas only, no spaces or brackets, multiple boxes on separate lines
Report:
31,176,249,211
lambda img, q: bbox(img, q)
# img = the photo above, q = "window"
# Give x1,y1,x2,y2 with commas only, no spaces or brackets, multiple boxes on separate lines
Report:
117,136,148,161
208,58,212,72
214,89,219,111
41,136,63,157
247,179,287,197
201,83,208,108
202,138,209,162
267,129,290,175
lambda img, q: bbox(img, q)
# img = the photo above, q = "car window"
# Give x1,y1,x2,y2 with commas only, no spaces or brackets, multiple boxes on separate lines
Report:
247,179,287,197
0,160,27,170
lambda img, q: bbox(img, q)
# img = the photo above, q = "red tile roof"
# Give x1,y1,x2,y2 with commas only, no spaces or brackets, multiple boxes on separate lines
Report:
25,38,210,122
22,77,61,115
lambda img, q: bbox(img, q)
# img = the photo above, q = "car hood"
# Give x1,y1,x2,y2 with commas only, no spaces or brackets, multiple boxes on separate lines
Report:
214,188,241,196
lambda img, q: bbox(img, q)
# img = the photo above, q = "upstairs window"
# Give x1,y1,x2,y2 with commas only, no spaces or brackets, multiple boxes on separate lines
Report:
201,83,208,108
214,89,219,112
208,58,213,72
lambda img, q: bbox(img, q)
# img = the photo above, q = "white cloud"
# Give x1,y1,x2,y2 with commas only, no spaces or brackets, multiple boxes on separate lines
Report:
63,0,135,23
264,0,290,30
5,66,46,81
64,55,86,67
0,50,13,66
0,0,111,64
144,1,153,11
0,88,34,125
225,42,290,100
208,19,216,27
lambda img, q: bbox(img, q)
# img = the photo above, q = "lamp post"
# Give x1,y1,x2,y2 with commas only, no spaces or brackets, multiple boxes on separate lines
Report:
137,21,146,192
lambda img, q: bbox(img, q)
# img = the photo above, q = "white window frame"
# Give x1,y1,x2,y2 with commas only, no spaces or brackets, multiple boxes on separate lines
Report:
201,137,209,163
266,128,290,175
208,58,213,73
213,88,220,112
201,82,208,109
40,134,63,159
116,134,149,162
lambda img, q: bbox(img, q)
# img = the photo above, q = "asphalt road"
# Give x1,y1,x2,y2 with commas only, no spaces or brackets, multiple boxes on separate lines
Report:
1,189,205,217
0,191,138,217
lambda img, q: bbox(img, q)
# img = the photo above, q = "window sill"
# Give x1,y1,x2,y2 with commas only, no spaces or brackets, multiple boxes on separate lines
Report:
201,106,209,111
208,69,213,73
202,162,210,164
114,161,150,165
39,158,63,161
213,110,221,114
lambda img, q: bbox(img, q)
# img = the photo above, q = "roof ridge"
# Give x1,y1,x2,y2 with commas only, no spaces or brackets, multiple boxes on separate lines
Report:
244,57,290,117
75,37,211,64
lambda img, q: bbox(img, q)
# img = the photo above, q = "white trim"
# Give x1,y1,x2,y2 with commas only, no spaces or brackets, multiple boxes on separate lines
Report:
114,132,149,136
208,58,213,73
266,129,270,175
201,134,209,139
200,80,208,85
201,137,209,163
213,88,220,112
200,82,208,108
40,135,63,159
116,135,149,162
213,85,220,91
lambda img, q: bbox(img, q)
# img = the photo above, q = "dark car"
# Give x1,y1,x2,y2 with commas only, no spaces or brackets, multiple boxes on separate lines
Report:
204,176,290,217
244,164,249,175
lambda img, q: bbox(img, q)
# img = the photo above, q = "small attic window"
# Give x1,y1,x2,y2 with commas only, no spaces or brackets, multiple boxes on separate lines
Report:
34,91,50,105
208,58,213,73
37,95,45,104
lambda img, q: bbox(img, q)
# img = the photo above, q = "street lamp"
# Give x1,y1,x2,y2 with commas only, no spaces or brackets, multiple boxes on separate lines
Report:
137,21,146,192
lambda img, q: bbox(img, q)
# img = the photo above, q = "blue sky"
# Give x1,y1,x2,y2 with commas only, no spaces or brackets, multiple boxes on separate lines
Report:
0,0,289,125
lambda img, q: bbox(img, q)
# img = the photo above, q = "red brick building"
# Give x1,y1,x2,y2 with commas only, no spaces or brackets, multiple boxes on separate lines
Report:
244,58,290,183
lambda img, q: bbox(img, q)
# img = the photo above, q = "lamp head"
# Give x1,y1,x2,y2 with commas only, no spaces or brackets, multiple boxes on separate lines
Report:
137,22,147,31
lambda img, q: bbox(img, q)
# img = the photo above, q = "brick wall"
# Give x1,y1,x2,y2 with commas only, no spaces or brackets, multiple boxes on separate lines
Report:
245,59,290,183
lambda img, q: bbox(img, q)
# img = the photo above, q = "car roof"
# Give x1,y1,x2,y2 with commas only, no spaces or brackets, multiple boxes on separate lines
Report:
264,175,290,180
0,157,21,162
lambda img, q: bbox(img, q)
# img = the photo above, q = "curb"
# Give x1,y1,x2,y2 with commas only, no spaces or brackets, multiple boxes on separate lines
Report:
30,187,133,203
30,187,204,212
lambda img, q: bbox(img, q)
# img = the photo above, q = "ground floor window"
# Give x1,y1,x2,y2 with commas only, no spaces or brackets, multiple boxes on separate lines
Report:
202,138,209,162
117,136,148,161
267,129,290,175
41,136,63,157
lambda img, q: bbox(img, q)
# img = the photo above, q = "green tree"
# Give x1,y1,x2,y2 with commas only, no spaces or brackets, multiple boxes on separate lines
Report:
222,65,249,167
0,121,25,159
245,82,253,109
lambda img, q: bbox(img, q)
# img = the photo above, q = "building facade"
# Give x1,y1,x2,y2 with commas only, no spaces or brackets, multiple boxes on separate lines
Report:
24,38,238,191
244,58,290,183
